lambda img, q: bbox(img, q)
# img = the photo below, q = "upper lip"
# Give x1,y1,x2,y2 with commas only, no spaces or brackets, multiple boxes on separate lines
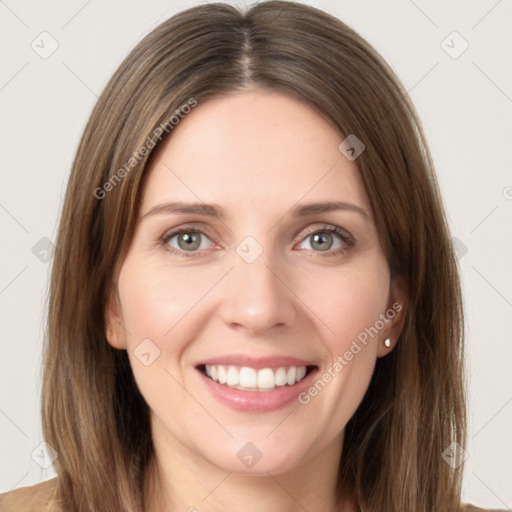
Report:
196,355,318,370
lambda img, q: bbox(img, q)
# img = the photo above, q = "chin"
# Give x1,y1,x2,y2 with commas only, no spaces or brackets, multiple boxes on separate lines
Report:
195,434,313,476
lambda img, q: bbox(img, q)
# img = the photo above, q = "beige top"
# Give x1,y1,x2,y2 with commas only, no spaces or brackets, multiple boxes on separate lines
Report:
0,479,58,512
0,478,509,511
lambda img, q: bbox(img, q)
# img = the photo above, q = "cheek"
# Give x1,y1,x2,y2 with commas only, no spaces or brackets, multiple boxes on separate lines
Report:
115,254,225,410
116,256,208,428
299,256,390,350
293,256,389,410
116,254,217,346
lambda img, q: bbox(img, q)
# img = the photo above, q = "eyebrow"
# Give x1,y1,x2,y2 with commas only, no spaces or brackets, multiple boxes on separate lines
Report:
141,200,370,221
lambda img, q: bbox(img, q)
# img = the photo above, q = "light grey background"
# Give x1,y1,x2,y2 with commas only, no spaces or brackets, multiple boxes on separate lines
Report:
1,0,511,508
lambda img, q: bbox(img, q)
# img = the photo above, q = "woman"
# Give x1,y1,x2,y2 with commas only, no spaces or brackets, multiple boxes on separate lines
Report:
0,2,505,511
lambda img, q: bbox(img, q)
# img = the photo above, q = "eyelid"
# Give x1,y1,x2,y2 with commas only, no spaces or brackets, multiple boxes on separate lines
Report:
159,222,355,257
297,223,354,244
161,222,215,237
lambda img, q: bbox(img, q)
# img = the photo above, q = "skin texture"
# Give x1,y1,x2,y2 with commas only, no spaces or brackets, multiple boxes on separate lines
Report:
106,90,404,512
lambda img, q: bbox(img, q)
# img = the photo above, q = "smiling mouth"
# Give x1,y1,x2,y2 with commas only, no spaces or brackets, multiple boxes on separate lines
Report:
197,364,317,392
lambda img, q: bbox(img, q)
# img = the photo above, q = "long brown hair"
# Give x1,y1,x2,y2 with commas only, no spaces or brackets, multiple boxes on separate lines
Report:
42,2,466,511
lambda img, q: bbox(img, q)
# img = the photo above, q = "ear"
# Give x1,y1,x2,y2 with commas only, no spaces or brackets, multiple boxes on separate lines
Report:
377,276,407,358
104,288,127,350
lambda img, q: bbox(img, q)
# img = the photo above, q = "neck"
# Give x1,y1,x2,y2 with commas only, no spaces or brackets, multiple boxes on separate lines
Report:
143,421,355,512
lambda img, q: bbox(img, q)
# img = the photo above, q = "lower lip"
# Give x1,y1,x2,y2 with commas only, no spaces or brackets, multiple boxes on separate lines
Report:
196,367,318,413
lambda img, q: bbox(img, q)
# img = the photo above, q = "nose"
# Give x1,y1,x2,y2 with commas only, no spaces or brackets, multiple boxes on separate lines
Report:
218,243,298,335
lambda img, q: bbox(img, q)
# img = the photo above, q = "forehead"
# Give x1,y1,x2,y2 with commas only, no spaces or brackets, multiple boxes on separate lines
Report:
141,90,371,221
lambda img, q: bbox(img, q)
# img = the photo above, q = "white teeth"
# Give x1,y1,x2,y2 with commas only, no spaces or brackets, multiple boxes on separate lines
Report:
202,364,310,391
274,367,287,386
239,367,257,387
227,366,239,386
286,366,296,385
257,368,275,389
217,366,227,384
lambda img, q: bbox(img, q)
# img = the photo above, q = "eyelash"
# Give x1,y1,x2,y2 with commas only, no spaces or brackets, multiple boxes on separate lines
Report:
159,224,355,259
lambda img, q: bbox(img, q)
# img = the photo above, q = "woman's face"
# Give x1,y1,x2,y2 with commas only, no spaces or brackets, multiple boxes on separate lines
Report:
107,90,403,475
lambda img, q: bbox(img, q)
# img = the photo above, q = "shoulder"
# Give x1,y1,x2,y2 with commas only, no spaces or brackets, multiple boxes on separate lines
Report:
460,503,511,512
0,478,60,512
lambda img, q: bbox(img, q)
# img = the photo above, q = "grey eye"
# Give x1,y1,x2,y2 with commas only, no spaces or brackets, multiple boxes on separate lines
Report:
168,231,211,252
299,231,343,252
